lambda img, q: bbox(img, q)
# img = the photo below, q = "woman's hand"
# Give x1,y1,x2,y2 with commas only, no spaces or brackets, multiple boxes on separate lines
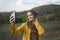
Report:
10,15,16,35
10,15,15,28
10,15,14,23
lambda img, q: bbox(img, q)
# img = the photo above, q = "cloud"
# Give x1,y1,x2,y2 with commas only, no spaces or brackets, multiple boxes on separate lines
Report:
16,0,60,11
50,0,60,3
15,0,51,11
0,0,60,12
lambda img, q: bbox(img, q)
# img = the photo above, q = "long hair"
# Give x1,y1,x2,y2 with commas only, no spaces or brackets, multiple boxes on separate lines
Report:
27,10,38,27
27,10,38,21
27,10,39,40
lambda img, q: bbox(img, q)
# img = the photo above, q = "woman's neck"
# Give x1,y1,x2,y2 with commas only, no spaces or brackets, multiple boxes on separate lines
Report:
28,20,35,23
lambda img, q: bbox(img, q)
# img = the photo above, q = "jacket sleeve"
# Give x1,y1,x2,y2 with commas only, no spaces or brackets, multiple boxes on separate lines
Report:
10,23,25,36
35,21,44,35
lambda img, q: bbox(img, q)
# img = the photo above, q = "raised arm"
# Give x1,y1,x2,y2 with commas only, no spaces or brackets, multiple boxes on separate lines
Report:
10,14,25,36
10,23,25,36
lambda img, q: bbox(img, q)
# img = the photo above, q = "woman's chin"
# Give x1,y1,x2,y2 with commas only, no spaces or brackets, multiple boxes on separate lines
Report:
29,20,33,22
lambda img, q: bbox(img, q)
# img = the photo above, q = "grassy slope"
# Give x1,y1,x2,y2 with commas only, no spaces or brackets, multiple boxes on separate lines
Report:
0,20,60,40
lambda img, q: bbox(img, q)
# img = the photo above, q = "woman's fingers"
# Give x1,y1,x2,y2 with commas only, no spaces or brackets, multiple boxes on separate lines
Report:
10,16,15,23
10,16,13,19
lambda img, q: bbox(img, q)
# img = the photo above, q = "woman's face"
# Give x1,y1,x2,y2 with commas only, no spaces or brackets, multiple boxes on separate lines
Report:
27,12,34,22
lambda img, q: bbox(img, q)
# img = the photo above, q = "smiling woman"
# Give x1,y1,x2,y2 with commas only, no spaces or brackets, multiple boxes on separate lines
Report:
10,10,44,40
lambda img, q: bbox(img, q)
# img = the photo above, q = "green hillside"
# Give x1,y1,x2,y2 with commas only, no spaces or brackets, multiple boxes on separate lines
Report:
0,4,60,24
0,4,60,40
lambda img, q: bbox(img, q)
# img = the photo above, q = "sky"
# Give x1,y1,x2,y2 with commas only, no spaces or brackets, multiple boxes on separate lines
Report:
0,0,60,12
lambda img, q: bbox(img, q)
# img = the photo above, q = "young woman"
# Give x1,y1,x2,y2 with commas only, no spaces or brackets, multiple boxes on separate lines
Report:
10,10,44,40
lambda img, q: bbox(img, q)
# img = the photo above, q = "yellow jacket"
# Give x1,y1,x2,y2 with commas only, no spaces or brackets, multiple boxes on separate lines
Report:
10,20,44,40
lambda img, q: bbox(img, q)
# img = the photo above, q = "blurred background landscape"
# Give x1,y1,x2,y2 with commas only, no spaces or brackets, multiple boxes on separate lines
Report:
0,4,60,40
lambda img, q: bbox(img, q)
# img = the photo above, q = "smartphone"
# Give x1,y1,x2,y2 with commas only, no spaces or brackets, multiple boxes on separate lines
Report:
10,11,15,23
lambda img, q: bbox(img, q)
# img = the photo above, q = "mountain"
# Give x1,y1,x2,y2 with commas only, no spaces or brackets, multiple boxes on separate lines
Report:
0,4,60,24
0,4,60,16
32,4,60,16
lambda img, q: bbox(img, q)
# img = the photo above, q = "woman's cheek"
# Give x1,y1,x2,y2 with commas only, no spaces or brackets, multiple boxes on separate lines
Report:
28,17,32,21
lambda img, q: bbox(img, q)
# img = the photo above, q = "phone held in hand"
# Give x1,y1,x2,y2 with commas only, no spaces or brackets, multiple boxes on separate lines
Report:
10,11,15,23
